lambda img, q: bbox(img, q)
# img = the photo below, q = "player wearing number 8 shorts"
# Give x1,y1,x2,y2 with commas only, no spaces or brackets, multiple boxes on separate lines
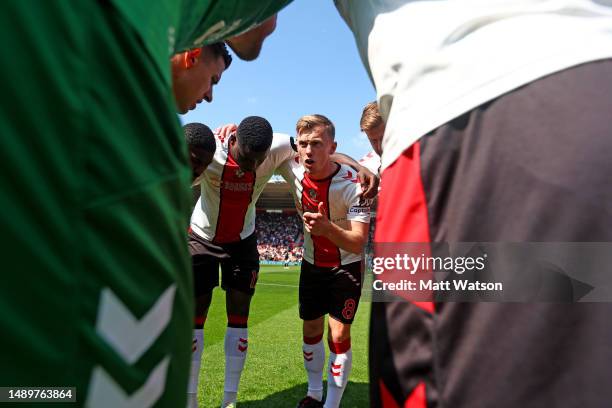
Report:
278,114,372,408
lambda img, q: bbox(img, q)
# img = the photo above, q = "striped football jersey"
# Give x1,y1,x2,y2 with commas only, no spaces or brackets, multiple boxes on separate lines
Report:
279,157,371,267
190,132,294,243
358,150,381,175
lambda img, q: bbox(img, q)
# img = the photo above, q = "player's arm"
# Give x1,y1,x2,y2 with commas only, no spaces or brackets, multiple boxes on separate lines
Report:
214,123,238,139
303,202,369,254
330,153,379,199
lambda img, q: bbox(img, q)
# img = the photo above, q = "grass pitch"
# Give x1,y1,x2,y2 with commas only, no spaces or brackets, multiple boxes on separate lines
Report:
198,265,370,407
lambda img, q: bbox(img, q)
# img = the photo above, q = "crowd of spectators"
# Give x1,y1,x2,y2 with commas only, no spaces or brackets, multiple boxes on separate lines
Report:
255,211,377,263
256,212,303,262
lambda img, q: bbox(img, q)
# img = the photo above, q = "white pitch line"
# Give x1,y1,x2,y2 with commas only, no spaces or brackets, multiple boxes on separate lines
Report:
257,283,299,288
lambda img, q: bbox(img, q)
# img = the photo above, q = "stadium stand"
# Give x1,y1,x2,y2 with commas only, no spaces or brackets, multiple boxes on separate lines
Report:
254,177,376,264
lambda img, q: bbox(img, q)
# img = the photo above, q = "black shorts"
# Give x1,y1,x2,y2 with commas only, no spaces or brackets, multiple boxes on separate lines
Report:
371,60,612,408
189,231,259,296
299,260,363,324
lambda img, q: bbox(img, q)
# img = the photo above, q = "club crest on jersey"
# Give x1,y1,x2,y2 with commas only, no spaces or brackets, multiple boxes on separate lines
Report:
308,189,317,200
235,169,245,178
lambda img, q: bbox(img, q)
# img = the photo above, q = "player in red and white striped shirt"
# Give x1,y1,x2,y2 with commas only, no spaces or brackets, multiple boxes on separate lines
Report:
279,114,371,408
188,116,293,407
189,116,378,407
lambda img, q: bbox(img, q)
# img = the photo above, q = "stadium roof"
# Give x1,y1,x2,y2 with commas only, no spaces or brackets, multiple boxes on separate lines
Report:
256,177,294,209
256,176,378,211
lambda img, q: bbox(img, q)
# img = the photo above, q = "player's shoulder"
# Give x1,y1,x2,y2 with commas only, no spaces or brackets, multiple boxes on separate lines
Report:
358,150,381,174
332,163,361,198
270,132,294,151
333,163,373,207
333,163,360,185
268,133,298,172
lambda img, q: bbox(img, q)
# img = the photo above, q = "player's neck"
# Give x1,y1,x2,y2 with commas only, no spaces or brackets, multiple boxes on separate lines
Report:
308,161,338,181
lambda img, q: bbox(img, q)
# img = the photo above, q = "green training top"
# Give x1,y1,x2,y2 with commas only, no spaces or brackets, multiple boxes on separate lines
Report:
110,0,292,84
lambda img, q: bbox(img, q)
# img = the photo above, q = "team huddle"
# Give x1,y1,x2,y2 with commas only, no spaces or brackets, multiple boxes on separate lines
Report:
185,112,379,408
5,0,612,408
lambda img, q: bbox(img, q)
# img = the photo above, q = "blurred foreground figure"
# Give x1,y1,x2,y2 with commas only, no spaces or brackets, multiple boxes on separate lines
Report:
0,1,291,407
335,1,612,407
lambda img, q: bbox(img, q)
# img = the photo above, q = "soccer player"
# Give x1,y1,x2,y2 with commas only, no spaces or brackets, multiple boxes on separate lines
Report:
1,1,293,407
172,43,232,114
184,122,216,208
335,1,612,407
279,114,371,408
188,116,286,408
189,117,377,407
358,101,383,174
226,15,280,61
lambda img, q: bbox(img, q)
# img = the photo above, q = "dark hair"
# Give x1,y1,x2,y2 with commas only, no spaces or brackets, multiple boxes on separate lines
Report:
236,116,273,152
183,123,216,153
208,42,232,69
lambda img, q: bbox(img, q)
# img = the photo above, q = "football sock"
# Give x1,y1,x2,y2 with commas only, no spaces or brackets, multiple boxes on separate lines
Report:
223,317,248,406
187,316,206,407
303,334,325,401
324,338,352,408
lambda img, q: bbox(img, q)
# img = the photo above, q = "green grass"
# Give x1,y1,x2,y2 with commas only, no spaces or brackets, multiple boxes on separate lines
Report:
198,265,370,407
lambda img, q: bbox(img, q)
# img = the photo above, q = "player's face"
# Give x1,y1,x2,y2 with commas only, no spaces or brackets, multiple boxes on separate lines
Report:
231,139,269,172
173,48,225,114
365,123,385,156
297,125,337,178
189,146,214,181
226,15,277,61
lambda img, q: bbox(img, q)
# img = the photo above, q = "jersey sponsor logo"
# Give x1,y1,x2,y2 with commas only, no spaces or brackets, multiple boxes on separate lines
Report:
349,206,370,215
221,180,253,192
214,151,255,243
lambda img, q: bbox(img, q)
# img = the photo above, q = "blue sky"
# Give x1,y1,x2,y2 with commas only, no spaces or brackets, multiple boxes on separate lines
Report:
180,0,376,161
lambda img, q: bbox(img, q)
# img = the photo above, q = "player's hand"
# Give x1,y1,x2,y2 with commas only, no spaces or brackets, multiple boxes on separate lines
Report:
303,202,331,236
356,166,379,199
214,123,238,141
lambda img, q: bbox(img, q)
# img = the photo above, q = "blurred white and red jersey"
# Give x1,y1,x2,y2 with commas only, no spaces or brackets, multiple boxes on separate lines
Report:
191,132,294,244
279,157,371,267
358,150,381,175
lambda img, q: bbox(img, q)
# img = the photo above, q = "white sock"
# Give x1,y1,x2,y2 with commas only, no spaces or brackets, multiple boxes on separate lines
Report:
188,329,204,403
186,393,198,408
223,327,248,405
324,348,352,408
221,392,237,407
303,338,325,401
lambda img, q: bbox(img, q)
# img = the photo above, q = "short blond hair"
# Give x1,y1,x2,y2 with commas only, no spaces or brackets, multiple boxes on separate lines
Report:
360,101,383,131
296,114,335,140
